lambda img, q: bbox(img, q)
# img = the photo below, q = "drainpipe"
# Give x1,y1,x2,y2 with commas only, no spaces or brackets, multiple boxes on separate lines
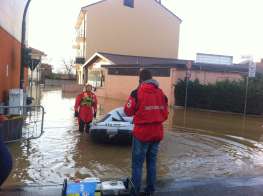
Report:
83,12,86,59
20,0,32,89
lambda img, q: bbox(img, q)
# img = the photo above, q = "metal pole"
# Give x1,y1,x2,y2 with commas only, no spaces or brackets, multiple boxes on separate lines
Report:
36,67,39,105
30,67,33,97
243,76,249,124
184,77,189,127
20,0,32,89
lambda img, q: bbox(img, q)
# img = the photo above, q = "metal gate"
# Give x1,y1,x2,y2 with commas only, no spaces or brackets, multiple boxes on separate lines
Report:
0,105,45,143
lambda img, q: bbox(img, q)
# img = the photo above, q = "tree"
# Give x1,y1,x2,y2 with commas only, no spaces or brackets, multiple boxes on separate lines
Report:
62,58,75,79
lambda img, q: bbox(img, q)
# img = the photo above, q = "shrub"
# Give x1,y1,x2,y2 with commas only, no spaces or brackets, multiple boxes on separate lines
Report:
174,74,263,115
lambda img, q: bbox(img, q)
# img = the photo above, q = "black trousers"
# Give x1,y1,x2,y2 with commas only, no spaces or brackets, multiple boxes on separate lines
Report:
79,119,92,133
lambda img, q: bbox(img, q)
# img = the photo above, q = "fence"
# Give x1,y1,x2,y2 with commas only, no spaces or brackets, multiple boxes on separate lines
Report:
0,105,45,143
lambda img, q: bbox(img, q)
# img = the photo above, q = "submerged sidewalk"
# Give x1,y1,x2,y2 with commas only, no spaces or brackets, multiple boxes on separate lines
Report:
1,176,263,196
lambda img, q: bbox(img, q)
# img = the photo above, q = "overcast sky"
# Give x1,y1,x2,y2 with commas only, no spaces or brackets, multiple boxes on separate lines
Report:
28,0,263,71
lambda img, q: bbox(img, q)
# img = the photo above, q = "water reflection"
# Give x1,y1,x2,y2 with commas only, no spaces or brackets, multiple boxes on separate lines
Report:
169,107,263,141
4,88,263,186
72,137,131,179
7,142,31,186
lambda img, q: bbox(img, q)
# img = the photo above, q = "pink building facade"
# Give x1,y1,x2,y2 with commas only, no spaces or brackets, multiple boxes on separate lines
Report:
83,53,248,106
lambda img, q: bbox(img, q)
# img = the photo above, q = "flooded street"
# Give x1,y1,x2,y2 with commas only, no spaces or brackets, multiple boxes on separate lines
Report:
5,88,263,186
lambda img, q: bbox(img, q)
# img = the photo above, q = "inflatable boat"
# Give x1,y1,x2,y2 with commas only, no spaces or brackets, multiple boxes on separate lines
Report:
90,107,133,144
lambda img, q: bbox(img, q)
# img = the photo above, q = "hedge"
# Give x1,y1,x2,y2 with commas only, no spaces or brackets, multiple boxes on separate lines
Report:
174,73,263,115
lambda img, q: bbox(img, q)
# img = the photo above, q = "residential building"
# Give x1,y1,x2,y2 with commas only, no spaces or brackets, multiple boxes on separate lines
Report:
0,0,28,103
28,48,47,83
83,52,248,105
39,64,52,81
73,1,248,105
73,0,182,84
196,53,233,65
256,59,263,74
28,63,52,84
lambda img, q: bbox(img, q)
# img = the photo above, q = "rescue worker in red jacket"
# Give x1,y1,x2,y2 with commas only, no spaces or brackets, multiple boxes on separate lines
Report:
74,84,97,133
124,69,168,196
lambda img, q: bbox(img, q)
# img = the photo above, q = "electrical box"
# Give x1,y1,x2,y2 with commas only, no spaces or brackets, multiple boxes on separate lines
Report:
0,102,4,114
8,89,27,115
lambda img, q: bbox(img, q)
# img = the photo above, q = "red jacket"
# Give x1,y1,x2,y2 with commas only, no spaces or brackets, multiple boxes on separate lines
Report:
74,91,97,123
124,80,168,142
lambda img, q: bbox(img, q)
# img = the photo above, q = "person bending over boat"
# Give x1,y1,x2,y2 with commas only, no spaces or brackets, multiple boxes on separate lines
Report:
74,84,97,133
124,69,168,196
0,118,13,187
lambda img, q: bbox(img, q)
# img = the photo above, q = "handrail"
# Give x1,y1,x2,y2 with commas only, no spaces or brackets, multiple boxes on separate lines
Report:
0,105,45,143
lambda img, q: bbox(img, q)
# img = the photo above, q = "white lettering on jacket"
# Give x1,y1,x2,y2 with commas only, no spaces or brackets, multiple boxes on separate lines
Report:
144,106,164,110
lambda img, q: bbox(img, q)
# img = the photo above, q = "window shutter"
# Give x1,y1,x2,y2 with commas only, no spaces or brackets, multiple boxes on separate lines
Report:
123,0,134,8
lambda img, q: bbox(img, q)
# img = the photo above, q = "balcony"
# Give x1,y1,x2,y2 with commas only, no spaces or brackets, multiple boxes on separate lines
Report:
72,43,80,49
75,33,86,43
75,57,85,65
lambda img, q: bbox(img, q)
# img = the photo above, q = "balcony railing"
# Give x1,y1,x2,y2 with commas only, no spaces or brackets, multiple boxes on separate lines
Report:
75,33,86,43
72,44,80,49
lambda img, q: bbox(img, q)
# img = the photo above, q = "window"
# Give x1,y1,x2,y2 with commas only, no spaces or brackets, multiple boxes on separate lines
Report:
88,69,105,87
124,0,134,8
108,68,139,76
108,68,170,77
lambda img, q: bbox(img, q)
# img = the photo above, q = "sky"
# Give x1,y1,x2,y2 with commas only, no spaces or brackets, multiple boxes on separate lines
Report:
28,0,263,72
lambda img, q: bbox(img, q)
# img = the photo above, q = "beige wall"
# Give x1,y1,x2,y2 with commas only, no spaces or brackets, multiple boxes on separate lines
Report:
99,69,174,105
83,0,181,59
104,74,138,100
156,76,173,105
173,69,243,85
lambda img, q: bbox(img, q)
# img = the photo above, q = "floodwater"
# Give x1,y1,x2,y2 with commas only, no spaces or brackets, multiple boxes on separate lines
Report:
4,88,263,186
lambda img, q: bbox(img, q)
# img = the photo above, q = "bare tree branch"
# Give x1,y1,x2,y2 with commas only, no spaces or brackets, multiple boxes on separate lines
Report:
62,58,75,79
